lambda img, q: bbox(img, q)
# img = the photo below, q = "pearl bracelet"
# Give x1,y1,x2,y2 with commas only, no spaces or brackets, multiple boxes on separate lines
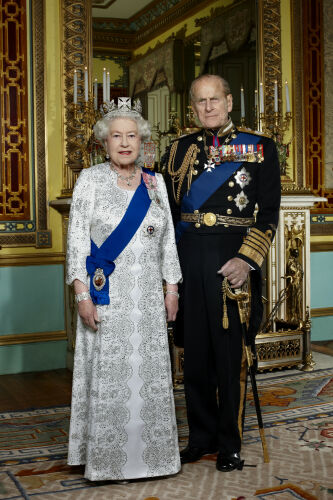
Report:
165,290,179,298
75,291,91,303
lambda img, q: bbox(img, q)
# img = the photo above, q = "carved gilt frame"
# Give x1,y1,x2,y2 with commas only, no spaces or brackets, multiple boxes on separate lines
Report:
60,0,92,196
258,0,304,189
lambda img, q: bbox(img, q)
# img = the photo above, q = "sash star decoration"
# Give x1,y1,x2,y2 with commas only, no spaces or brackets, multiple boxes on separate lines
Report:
234,191,249,211
234,167,251,189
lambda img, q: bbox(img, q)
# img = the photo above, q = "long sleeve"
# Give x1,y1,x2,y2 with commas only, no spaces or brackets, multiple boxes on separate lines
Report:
237,138,281,270
157,173,182,284
66,169,95,286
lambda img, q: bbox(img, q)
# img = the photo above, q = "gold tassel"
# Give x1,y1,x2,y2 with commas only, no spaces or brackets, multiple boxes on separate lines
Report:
222,278,229,329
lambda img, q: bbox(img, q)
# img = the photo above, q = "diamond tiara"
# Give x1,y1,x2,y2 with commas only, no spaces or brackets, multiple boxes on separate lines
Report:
100,97,142,118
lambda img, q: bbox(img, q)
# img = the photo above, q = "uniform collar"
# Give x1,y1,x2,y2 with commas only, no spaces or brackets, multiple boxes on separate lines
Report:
205,117,234,138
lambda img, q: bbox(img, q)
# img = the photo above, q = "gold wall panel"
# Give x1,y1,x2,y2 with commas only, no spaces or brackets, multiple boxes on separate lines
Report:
303,0,333,212
0,0,30,220
311,307,333,317
0,0,50,248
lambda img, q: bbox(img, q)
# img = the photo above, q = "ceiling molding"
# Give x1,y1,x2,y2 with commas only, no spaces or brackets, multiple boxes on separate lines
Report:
93,0,216,51
92,0,117,8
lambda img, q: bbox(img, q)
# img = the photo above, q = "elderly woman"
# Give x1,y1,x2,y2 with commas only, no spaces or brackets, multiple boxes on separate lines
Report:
66,98,182,482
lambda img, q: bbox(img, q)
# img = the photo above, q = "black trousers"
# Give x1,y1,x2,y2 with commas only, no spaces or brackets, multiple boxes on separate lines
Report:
177,232,248,454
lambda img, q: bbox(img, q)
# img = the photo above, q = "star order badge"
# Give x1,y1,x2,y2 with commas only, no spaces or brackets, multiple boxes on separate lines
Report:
234,191,249,211
234,167,251,188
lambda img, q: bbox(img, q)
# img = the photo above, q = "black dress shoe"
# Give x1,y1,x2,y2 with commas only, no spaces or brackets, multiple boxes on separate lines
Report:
180,446,218,464
216,452,244,472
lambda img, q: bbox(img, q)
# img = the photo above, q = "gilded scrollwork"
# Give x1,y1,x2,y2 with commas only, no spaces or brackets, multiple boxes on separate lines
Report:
256,338,302,363
61,0,92,194
283,211,305,325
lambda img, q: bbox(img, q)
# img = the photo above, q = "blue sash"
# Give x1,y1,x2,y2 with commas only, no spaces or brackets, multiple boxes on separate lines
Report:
86,168,155,305
176,132,261,242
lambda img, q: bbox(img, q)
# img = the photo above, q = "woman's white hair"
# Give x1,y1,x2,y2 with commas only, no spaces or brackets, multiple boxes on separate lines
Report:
93,110,151,144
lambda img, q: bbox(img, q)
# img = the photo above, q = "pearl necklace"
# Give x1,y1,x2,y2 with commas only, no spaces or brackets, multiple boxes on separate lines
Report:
110,163,139,186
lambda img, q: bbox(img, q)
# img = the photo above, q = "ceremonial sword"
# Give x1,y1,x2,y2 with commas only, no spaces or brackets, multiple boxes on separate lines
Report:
222,277,269,463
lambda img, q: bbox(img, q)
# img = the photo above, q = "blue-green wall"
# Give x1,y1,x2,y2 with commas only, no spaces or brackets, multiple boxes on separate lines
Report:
310,251,333,341
0,264,67,374
0,341,67,374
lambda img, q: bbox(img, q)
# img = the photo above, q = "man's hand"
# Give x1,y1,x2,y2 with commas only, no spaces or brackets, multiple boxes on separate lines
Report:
78,299,99,331
218,257,250,288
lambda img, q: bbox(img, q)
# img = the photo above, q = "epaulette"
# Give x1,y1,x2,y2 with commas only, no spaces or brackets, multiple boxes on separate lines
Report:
237,126,272,139
170,130,202,143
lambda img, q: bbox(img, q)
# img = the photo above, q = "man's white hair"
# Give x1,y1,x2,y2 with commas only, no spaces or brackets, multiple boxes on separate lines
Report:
189,74,231,101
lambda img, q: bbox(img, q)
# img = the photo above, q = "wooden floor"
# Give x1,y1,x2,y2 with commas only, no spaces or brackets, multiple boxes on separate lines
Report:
0,368,73,411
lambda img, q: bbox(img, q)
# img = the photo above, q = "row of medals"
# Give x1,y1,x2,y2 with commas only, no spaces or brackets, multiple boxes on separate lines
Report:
200,129,263,173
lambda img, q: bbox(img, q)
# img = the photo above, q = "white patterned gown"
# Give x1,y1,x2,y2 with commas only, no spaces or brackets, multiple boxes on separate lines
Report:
66,163,182,481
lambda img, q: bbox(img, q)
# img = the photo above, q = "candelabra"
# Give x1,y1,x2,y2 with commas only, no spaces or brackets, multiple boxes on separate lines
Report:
240,80,293,176
271,110,293,176
72,98,102,168
183,106,200,134
73,67,117,169
151,110,184,172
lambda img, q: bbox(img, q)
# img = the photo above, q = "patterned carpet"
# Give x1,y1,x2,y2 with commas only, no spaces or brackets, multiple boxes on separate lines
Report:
0,368,333,499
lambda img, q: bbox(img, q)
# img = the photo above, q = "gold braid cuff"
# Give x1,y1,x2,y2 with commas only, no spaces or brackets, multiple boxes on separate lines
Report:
238,227,273,268
167,141,200,205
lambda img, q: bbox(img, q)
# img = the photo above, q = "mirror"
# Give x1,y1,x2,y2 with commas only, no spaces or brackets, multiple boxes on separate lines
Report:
90,0,259,159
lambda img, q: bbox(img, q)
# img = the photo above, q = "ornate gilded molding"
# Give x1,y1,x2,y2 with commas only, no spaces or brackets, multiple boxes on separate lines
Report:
60,0,92,195
0,331,67,346
0,253,65,267
310,241,333,251
311,307,333,317
0,0,50,248
259,0,282,120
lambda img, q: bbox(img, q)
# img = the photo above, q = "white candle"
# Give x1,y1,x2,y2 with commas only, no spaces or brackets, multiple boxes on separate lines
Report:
94,78,98,110
274,80,278,112
259,82,264,114
84,67,88,102
285,80,290,112
106,71,110,101
73,69,78,104
240,86,245,118
254,89,258,109
103,68,106,103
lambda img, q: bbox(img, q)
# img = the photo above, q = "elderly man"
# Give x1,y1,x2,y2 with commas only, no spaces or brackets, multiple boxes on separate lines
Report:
164,74,281,471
